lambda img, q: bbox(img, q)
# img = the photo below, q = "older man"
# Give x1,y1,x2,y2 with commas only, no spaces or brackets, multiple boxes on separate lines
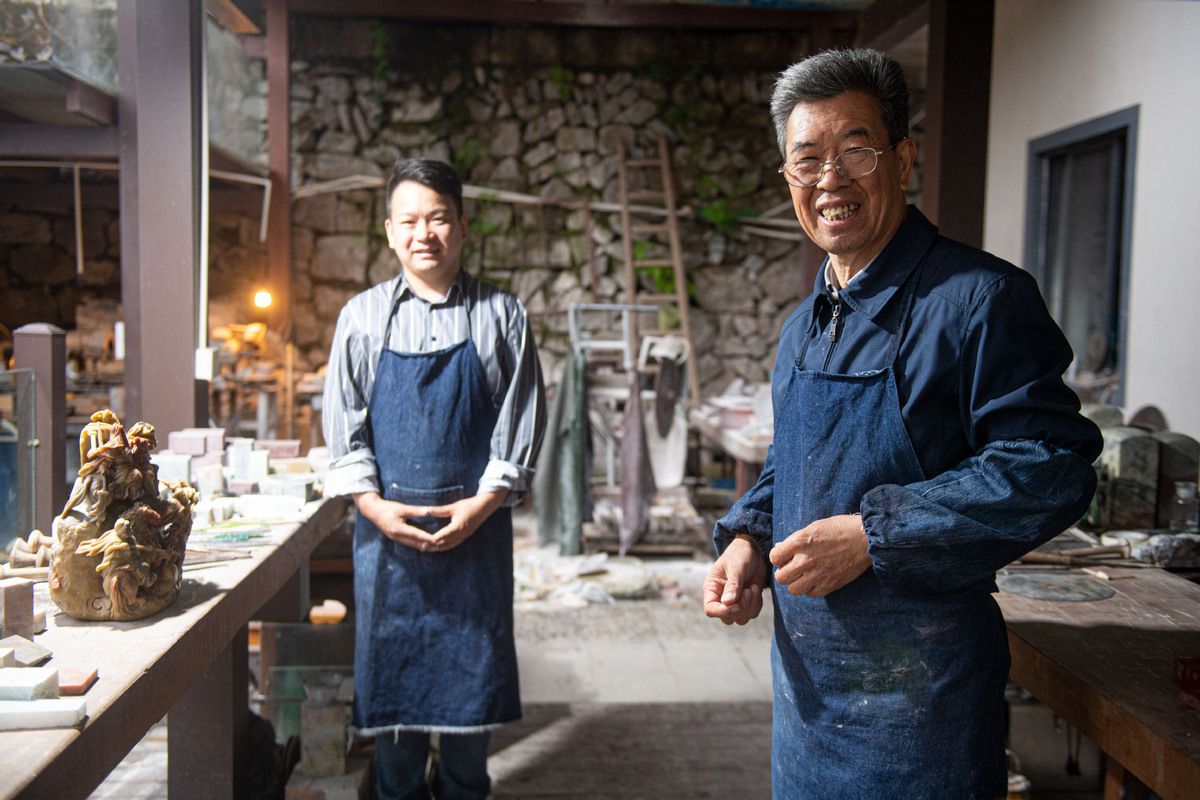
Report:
703,49,1102,798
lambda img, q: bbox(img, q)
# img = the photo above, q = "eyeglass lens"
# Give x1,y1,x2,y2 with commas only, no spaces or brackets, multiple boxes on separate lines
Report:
785,148,879,187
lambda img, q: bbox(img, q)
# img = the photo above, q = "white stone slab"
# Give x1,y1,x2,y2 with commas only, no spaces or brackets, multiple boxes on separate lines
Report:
0,697,86,730
0,667,59,700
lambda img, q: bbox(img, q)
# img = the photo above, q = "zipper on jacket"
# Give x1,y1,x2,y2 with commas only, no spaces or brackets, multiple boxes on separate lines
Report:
822,296,841,371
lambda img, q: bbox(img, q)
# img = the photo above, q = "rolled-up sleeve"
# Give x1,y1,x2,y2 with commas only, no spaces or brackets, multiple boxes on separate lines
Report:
713,446,777,558
478,296,547,506
862,269,1103,592
322,302,382,499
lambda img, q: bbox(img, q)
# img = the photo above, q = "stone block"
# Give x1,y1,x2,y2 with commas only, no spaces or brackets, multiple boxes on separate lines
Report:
183,427,227,454
0,578,34,639
299,700,347,777
150,452,192,485
0,635,51,667
257,439,302,460
262,474,317,503
1099,426,1159,529
1154,431,1200,528
0,667,59,700
167,431,209,455
0,649,13,667
0,697,86,730
1081,403,1125,429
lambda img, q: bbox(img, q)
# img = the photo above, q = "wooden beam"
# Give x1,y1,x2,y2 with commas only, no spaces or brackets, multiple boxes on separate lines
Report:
921,0,993,248
265,0,292,342
118,0,206,434
64,77,116,126
0,124,119,159
857,0,929,51
287,0,857,31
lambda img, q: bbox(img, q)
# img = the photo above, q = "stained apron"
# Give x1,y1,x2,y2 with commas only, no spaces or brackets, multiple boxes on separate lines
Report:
769,257,1009,799
352,334,520,735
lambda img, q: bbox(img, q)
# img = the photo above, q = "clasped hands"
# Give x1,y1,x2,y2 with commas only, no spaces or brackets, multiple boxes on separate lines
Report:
353,490,507,553
702,514,873,625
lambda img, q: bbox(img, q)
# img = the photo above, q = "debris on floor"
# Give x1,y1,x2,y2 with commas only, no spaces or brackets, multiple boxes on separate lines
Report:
513,544,709,608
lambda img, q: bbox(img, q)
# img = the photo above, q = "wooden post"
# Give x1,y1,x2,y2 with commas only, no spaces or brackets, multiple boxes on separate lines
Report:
12,324,66,540
117,0,206,434
168,626,250,800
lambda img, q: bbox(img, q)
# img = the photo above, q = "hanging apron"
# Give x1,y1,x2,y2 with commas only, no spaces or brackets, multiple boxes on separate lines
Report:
351,317,520,736
769,257,1009,799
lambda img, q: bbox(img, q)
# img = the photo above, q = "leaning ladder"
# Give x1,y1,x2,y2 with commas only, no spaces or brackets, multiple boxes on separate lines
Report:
616,134,701,407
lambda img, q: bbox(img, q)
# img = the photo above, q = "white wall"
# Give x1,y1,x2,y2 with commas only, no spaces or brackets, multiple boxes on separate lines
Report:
984,0,1200,438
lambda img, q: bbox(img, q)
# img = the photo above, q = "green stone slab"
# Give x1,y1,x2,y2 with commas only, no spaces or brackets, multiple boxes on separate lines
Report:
998,572,1116,602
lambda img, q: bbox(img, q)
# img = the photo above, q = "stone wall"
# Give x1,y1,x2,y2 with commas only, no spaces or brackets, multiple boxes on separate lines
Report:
1,18,870,397
287,18,833,392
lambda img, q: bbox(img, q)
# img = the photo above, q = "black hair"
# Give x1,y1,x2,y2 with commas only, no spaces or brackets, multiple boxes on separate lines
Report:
385,158,464,217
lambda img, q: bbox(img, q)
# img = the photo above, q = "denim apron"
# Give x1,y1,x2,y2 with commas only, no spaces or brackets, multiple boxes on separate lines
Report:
769,257,1009,799
352,313,520,736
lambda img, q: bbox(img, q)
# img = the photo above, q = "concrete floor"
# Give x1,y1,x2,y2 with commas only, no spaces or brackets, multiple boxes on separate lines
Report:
87,545,777,800
84,513,1106,800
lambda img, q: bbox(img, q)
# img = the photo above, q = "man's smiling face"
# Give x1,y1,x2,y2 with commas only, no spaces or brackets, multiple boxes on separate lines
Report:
384,180,467,290
784,91,915,277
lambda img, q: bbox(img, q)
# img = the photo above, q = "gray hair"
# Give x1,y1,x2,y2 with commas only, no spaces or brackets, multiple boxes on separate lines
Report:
769,48,910,157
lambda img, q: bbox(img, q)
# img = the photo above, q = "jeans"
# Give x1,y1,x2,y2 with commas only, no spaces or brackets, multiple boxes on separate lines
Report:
375,731,492,800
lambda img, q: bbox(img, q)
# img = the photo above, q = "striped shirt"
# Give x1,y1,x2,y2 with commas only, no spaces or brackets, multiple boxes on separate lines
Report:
322,269,546,505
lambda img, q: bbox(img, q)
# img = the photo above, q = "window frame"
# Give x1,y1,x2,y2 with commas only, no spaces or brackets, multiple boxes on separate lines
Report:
1023,105,1138,406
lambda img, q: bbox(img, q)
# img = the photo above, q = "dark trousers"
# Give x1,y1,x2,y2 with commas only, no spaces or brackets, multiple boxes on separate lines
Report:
375,730,491,800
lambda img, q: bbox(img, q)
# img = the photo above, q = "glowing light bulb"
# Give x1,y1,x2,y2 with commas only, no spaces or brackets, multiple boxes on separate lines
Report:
253,290,272,309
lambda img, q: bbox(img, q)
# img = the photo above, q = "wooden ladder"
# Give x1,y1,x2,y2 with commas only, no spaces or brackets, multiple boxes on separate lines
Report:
616,134,701,406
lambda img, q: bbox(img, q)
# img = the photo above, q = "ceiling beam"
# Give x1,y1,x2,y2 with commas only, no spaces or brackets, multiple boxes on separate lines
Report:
0,124,119,159
857,0,929,51
287,0,858,31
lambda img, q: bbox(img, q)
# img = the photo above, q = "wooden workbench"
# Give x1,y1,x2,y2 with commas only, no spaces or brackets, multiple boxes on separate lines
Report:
0,495,349,800
688,407,770,500
997,565,1200,800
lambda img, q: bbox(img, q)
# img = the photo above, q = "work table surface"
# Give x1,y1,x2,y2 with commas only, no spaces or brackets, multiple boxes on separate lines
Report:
996,565,1200,800
0,495,348,800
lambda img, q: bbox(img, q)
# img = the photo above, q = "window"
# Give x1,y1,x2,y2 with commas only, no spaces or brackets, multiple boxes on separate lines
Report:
1024,106,1137,406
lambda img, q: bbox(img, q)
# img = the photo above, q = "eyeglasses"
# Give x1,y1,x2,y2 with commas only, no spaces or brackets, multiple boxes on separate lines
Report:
778,139,904,188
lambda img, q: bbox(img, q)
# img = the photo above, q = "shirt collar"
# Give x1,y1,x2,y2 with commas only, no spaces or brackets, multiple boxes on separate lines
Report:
813,206,937,321
390,267,472,308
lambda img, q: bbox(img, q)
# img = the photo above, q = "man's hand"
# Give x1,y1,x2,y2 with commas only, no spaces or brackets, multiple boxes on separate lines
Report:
427,490,507,551
703,535,769,626
354,490,509,553
353,492,439,550
769,514,872,598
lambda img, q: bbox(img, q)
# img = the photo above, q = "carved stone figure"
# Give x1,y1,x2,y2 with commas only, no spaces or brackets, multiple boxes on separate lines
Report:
48,410,197,621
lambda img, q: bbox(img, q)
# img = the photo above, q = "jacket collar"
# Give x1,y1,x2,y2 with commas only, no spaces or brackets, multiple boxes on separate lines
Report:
812,206,937,322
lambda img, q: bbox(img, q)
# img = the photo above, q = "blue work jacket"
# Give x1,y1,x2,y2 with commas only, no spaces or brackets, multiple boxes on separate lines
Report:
716,206,1103,593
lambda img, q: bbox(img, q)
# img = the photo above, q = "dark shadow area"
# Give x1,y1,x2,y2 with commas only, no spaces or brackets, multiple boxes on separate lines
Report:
488,701,773,800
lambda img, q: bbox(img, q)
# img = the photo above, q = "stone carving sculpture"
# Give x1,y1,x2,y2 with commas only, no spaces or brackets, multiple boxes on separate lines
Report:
48,410,197,621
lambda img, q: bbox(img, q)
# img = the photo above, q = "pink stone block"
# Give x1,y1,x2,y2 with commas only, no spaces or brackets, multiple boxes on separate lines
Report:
167,431,209,455
0,579,34,640
257,439,302,460
184,427,228,454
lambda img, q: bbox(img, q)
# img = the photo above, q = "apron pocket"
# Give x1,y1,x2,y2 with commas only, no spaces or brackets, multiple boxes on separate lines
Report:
386,484,465,533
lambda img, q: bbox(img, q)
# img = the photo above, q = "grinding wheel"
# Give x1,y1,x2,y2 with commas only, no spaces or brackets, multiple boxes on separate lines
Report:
997,571,1115,602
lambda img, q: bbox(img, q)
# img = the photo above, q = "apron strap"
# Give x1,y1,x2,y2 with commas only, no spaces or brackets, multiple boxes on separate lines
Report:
383,275,475,352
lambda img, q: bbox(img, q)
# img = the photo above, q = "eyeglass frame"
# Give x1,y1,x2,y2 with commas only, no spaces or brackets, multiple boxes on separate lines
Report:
778,138,908,188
